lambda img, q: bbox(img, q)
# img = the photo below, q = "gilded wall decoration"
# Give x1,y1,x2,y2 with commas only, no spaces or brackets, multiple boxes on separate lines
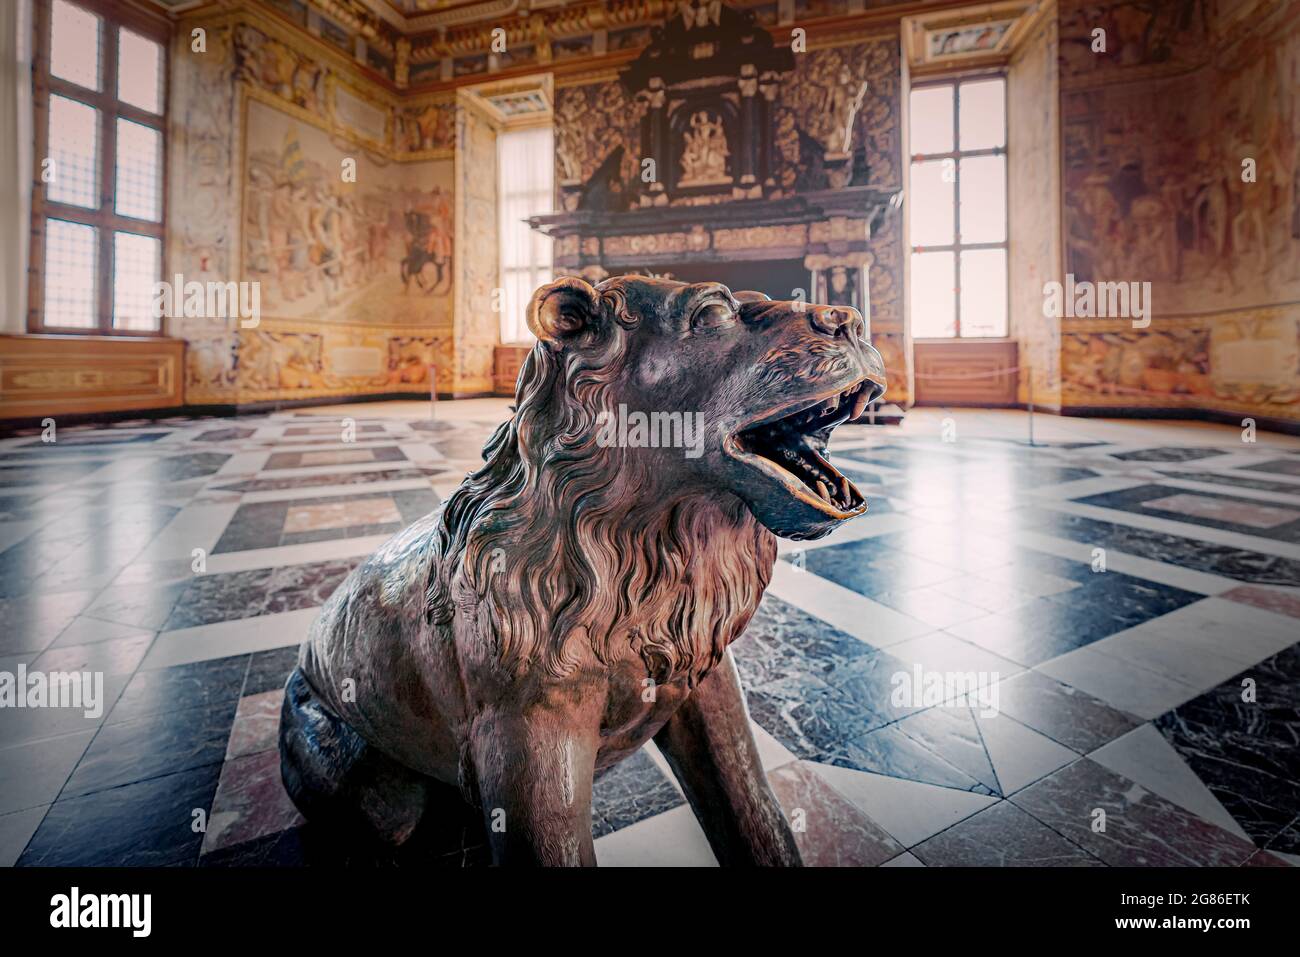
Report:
395,100,456,154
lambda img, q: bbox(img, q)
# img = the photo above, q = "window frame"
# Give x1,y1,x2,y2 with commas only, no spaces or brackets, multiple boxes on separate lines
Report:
28,0,170,336
908,72,1009,340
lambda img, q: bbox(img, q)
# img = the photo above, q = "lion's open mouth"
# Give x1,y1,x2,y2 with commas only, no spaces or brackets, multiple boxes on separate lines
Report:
729,377,876,515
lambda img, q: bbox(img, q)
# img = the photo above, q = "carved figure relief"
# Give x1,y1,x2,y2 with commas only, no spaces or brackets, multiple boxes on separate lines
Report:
679,110,731,187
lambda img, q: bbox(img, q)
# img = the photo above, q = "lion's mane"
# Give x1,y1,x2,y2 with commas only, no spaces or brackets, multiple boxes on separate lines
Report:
426,285,777,684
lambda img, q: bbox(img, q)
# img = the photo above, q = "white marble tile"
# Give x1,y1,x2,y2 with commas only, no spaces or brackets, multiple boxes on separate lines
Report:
202,534,391,575
216,451,272,475
142,501,242,561
236,477,435,504
594,805,717,867
973,712,1077,794
142,607,317,670
1035,647,1199,720
1088,724,1248,840
750,720,800,772
808,760,998,848
1085,625,1253,692
884,631,1024,681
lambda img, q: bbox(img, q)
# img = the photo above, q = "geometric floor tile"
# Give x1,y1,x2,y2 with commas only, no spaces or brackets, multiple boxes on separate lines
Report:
989,669,1142,753
1088,723,1249,840
1012,759,1261,866
769,760,904,866
911,799,1104,866
808,760,999,847
594,804,718,867
972,711,1077,795
1154,642,1300,854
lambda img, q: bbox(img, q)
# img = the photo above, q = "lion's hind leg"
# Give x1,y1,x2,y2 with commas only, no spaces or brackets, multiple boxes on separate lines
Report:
279,666,431,848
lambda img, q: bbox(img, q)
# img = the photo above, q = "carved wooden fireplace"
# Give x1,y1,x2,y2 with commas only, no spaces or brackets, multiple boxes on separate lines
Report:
530,0,900,357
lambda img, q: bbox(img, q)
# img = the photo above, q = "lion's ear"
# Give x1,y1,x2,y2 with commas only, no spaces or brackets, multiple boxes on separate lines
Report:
527,277,600,346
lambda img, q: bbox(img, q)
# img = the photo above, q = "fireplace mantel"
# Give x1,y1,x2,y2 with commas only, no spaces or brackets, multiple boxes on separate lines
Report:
529,185,900,316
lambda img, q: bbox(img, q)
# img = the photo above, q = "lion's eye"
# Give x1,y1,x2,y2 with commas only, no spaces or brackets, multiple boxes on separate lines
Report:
692,301,735,331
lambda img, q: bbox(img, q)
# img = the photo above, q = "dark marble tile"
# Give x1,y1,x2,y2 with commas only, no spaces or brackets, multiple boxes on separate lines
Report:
1111,447,1228,462
832,705,998,795
1158,470,1300,495
16,431,169,449
1047,572,1203,627
244,645,300,696
18,763,223,866
211,489,435,553
768,761,904,866
913,799,1104,866
731,594,876,688
0,673,129,750
195,428,256,442
162,557,360,630
62,700,238,796
1242,458,1300,477
591,749,683,838
1219,585,1300,620
108,655,249,724
1019,511,1300,586
1155,643,1300,854
746,673,891,761
947,598,1132,666
145,452,231,483
1013,759,1259,866
31,633,152,677
262,446,407,470
798,540,962,599
1075,484,1300,543
202,748,304,854
991,669,1141,753
283,424,387,437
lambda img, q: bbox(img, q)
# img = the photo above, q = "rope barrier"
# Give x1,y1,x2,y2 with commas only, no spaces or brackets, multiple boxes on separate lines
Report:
910,364,1024,380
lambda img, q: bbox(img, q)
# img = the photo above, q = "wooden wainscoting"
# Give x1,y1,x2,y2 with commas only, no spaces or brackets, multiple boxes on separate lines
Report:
913,340,1019,406
0,334,185,419
494,344,530,397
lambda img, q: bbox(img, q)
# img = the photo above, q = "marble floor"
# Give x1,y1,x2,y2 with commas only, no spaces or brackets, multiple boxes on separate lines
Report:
2,402,1298,867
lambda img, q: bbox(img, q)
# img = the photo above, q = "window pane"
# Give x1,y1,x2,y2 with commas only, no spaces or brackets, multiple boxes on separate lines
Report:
44,220,98,328
958,155,1006,243
47,95,100,208
50,0,101,91
497,125,554,343
959,248,1007,337
909,159,954,247
911,251,956,338
118,28,163,114
113,232,161,331
115,118,163,221
909,85,953,155
958,79,1006,151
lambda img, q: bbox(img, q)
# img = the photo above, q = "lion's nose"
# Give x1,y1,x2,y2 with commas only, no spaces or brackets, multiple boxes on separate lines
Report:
809,304,865,342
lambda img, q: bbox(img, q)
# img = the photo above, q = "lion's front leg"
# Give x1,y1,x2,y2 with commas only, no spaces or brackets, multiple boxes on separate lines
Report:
468,704,600,866
654,648,801,866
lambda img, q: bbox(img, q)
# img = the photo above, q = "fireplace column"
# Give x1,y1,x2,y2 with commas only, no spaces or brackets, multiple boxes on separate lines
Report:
637,77,669,207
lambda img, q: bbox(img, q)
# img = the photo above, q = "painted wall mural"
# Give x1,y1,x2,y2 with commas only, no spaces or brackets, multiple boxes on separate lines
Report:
1057,0,1300,422
242,97,453,327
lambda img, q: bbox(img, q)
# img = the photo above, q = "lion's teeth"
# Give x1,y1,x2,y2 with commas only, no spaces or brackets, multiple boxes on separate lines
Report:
840,475,851,503
816,480,830,501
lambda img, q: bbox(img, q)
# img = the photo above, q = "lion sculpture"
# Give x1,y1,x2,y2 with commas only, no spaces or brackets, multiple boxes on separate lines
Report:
280,275,886,865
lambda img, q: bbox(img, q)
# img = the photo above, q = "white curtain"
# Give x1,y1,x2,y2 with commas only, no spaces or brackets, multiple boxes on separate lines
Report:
1,0,33,333
497,125,554,343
